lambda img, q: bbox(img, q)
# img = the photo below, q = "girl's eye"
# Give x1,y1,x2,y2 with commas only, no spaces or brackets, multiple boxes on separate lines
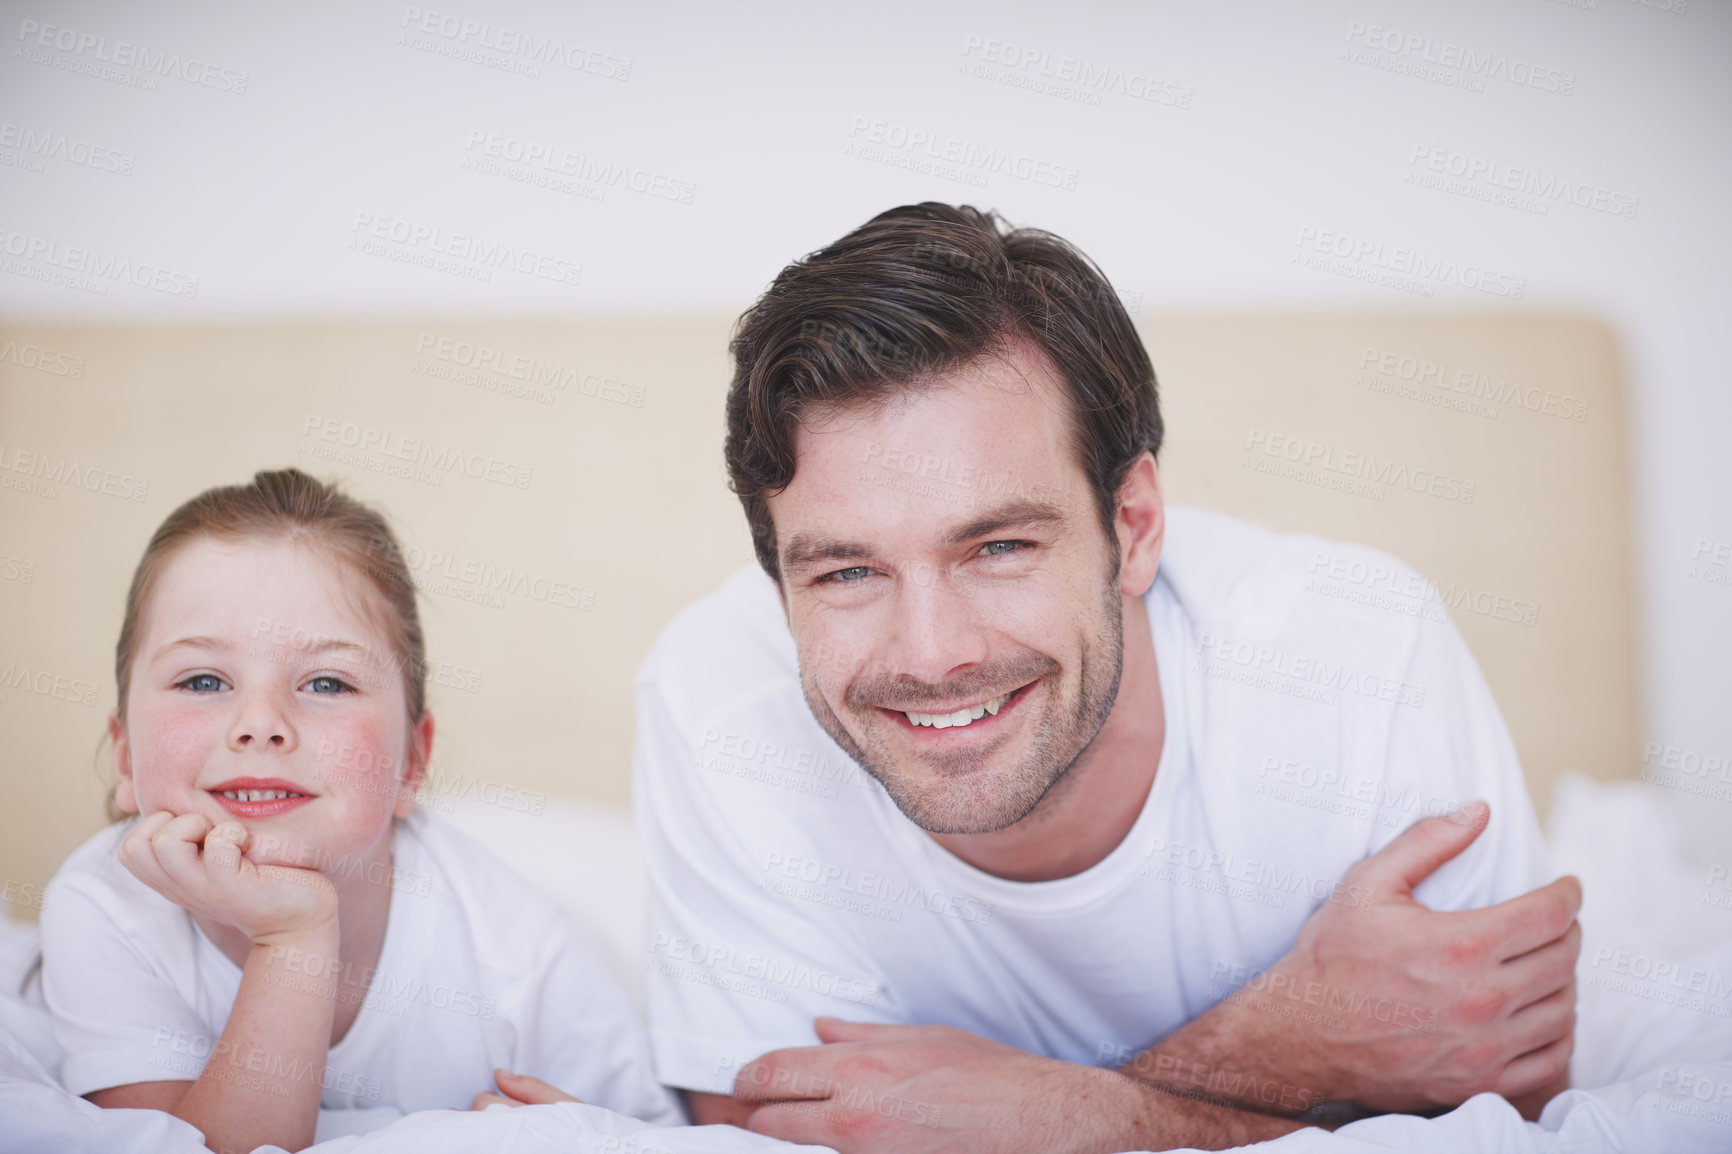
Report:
304,675,354,695
176,673,228,693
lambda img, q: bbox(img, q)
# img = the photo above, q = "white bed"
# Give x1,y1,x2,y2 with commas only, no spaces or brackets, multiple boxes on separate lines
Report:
4,775,1728,1153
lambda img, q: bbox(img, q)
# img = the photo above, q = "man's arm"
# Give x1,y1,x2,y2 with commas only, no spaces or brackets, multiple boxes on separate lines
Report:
733,1019,1305,1153
1119,802,1580,1121
710,806,1579,1152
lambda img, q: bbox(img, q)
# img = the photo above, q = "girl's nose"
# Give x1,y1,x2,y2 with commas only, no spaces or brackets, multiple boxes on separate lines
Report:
227,692,297,752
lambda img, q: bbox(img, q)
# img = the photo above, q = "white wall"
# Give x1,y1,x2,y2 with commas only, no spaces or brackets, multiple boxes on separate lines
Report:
2,0,1727,854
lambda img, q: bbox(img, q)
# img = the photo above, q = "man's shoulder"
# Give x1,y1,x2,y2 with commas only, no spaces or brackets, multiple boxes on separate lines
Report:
637,564,798,718
1162,506,1431,654
634,566,877,833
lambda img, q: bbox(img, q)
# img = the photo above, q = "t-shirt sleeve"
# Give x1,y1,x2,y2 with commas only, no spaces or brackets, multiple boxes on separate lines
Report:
505,910,684,1126
1376,613,1553,911
39,864,211,1097
634,678,897,1095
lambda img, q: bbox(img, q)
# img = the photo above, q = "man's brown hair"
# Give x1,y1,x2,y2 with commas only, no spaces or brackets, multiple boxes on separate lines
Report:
724,202,1162,581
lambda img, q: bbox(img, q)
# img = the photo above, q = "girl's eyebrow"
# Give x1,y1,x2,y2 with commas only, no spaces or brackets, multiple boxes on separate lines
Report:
154,636,374,662
153,635,229,660
294,639,374,661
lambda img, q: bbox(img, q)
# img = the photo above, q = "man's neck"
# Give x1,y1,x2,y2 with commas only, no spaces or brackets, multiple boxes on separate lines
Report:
930,589,1165,883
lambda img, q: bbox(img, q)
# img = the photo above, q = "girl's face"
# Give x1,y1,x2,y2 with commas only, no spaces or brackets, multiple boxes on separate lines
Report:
113,537,432,876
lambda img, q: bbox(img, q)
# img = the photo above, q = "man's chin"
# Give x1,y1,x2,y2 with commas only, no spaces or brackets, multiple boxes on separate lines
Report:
868,758,1053,836
888,790,1042,836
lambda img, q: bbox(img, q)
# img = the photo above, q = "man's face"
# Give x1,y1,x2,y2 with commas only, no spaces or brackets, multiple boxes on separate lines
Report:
769,340,1128,835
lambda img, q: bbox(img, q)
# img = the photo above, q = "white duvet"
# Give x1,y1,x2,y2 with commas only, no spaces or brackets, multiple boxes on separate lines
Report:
3,776,1728,1154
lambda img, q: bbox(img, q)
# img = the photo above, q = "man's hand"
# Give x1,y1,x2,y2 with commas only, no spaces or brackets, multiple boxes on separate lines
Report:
470,1068,582,1110
119,811,337,945
1126,801,1580,1118
733,1018,1299,1153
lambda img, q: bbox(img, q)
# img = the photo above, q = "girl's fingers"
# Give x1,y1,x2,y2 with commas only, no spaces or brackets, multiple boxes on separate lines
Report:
120,810,176,860
158,811,214,847
201,821,248,878
118,811,178,890
151,813,216,891
471,1092,521,1110
128,810,177,841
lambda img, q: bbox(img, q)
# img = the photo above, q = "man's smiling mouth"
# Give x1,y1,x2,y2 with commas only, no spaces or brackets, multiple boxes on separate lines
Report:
898,684,1030,729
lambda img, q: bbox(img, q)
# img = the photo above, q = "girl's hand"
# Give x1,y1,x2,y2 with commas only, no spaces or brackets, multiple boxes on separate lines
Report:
470,1069,582,1110
120,811,338,945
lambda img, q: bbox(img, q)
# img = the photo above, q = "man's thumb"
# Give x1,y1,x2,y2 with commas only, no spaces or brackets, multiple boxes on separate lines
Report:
1355,800,1489,897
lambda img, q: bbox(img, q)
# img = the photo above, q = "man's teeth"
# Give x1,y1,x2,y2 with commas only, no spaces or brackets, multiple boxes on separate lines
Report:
216,789,305,802
904,691,1012,729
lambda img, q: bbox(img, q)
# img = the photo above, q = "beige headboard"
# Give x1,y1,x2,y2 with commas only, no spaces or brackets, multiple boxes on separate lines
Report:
0,315,1637,911
1151,315,1638,813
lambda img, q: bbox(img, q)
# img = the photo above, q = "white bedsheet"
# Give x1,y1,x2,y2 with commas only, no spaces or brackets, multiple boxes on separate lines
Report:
2,776,1727,1153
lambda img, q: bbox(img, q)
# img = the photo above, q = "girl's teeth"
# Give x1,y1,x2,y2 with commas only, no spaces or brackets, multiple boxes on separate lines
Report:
218,789,304,802
904,690,1013,729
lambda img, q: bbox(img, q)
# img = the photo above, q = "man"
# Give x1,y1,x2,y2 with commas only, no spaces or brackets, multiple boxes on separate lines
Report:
633,204,1580,1151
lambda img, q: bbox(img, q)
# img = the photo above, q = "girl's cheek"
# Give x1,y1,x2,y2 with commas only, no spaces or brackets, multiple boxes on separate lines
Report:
312,713,405,810
127,697,222,811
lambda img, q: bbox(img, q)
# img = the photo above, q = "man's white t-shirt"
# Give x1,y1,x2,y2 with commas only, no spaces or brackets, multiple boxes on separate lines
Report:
634,506,1552,1094
40,808,682,1132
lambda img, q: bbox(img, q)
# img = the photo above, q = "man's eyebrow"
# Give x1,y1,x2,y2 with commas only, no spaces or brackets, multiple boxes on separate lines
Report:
942,500,1067,548
780,499,1069,574
781,536,876,574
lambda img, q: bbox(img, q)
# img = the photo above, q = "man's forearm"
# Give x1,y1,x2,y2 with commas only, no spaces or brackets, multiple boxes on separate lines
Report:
1118,992,1340,1119
1095,1067,1312,1152
1121,808,1584,1120
716,1045,1309,1153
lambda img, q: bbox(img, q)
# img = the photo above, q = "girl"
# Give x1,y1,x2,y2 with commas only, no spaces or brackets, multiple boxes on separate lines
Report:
38,468,680,1153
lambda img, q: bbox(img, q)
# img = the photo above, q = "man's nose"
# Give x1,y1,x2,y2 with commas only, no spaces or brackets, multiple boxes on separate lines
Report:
887,564,988,685
226,689,299,752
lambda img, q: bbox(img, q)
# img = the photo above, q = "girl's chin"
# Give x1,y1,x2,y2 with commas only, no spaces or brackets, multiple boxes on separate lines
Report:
249,831,395,877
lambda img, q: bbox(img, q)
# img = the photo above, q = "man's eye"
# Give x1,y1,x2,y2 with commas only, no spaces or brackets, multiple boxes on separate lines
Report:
304,675,354,695
176,673,228,693
822,566,873,584
980,540,1024,556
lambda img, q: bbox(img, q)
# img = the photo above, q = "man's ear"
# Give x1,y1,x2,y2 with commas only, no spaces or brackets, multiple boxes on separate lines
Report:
394,711,434,818
1113,453,1164,598
110,710,139,814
